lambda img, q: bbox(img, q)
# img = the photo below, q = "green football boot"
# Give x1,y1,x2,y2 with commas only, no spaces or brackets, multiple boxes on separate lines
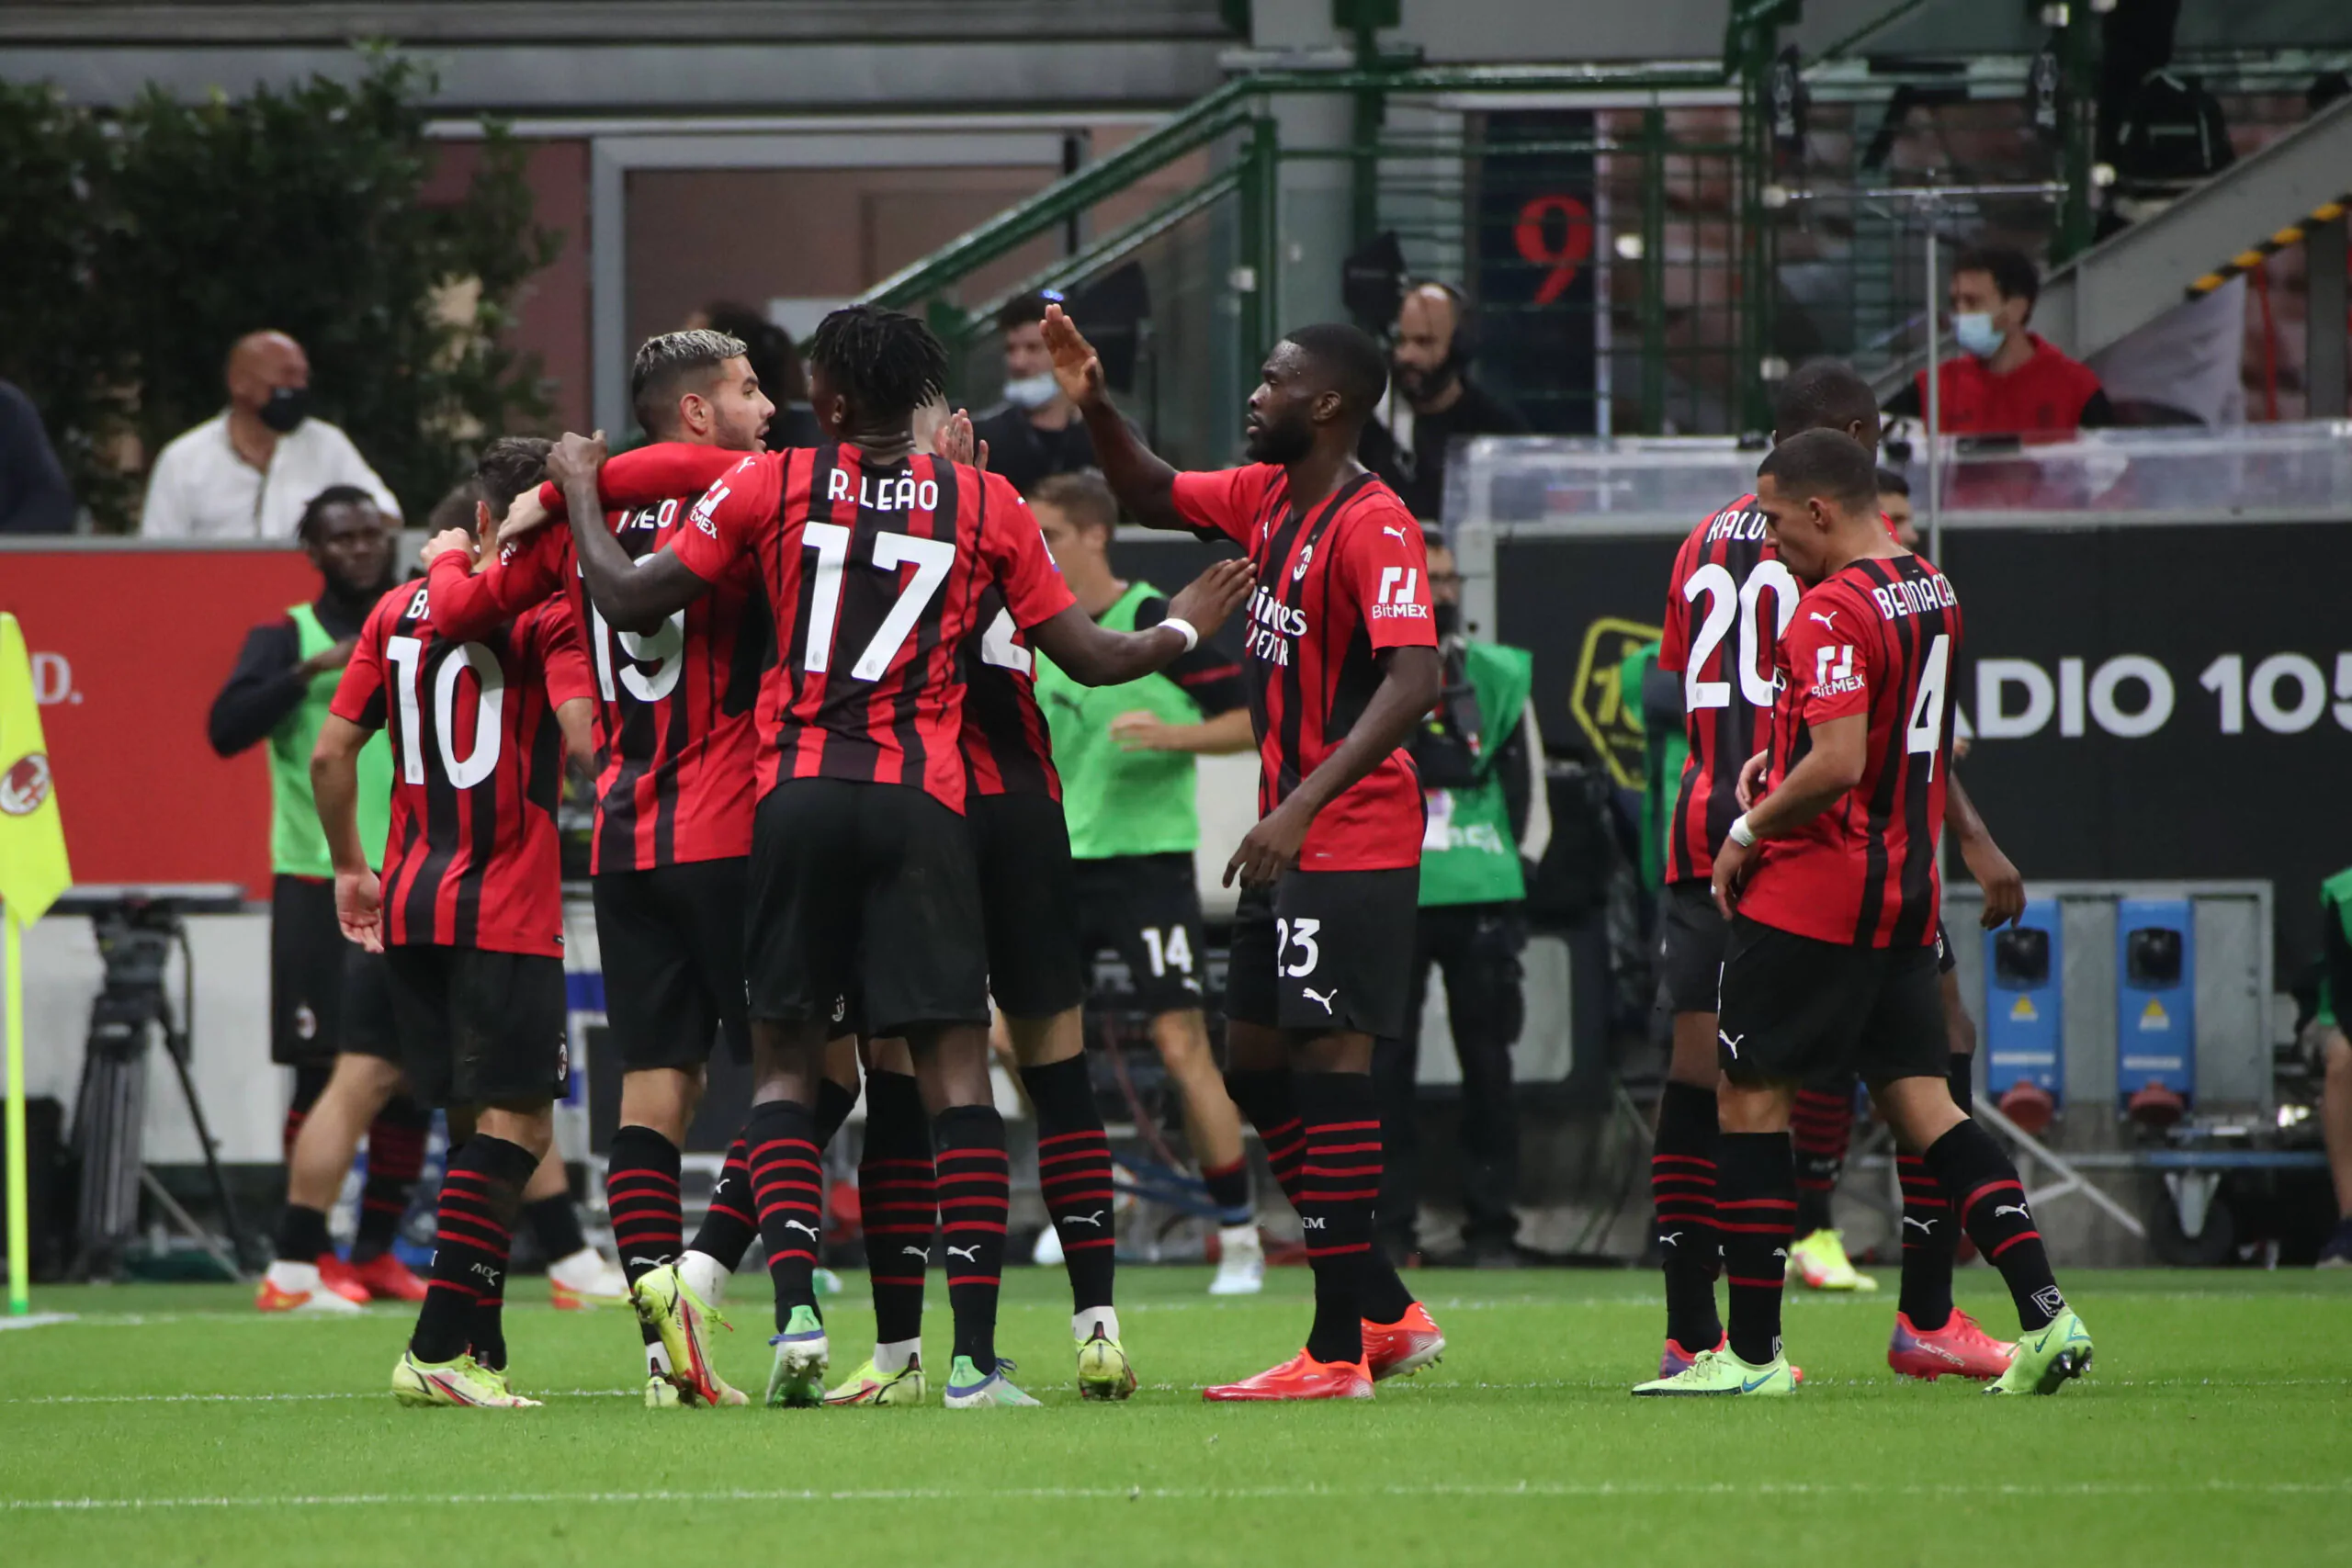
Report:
1988,1310,2093,1395
1632,1346,1798,1397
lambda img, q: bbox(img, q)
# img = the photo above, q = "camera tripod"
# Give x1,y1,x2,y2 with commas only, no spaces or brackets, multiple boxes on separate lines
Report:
62,886,256,1280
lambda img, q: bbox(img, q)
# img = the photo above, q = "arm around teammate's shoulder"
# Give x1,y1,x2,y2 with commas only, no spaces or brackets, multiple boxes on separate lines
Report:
548,433,721,633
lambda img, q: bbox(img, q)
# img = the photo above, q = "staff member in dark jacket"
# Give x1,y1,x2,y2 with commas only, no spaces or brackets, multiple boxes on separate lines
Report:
1359,281,1527,522
209,486,430,1312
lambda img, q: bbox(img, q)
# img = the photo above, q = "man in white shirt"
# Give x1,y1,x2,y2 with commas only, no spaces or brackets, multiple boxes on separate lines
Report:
141,331,401,538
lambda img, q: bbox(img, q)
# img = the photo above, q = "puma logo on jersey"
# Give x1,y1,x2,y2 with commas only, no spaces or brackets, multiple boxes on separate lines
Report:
946,1245,980,1262
1302,986,1338,1014
1718,1031,1744,1059
1382,524,1410,541
1810,609,1840,630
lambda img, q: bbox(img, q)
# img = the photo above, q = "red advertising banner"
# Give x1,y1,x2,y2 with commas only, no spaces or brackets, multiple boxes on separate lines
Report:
0,544,324,896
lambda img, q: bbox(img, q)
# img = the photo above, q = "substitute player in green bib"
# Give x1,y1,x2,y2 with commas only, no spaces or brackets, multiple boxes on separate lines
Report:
1374,530,1550,1267
1028,471,1269,1294
207,486,429,1312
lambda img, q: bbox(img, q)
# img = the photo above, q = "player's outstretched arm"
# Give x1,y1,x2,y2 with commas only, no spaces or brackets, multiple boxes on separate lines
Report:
548,432,711,634
310,713,383,953
1028,558,1255,686
1225,645,1443,888
1042,305,1189,531
1947,770,2024,928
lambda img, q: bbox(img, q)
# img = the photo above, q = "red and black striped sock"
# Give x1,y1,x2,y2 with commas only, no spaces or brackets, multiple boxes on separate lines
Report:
815,1076,860,1152
605,1125,684,1286
1295,1071,1383,1366
1200,1157,1252,1227
1895,1151,1954,1331
1791,1083,1854,1236
411,1134,536,1367
745,1100,824,1332
1227,1066,1412,1323
686,1132,758,1269
933,1104,1011,1372
1716,1131,1797,1366
1021,1056,1116,1314
1652,1078,1724,1352
1225,1069,1305,1207
1924,1118,2064,1332
352,1094,430,1263
858,1070,933,1347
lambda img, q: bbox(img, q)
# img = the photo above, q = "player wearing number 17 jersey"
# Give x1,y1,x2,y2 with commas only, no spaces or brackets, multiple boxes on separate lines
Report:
1634,430,2091,1400
313,437,598,1410
543,306,1252,1409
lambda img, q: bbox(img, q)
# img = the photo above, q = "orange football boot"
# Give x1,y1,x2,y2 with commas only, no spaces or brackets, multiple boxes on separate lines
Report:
1361,1302,1446,1381
1203,1349,1374,1402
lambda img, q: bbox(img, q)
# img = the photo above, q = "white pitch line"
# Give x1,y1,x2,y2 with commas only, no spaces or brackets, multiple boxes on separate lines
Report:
9,1478,2352,1513
8,1389,639,1405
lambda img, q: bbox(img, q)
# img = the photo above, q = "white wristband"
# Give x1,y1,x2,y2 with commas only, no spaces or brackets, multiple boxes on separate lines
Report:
1159,616,1200,654
1727,814,1758,849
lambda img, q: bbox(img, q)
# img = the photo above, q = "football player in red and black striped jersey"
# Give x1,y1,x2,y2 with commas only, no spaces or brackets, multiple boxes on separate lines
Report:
1049,304,1450,1401
537,306,1250,1408
1647,362,2028,1386
314,436,600,1408
1633,431,2090,1398
426,329,861,1407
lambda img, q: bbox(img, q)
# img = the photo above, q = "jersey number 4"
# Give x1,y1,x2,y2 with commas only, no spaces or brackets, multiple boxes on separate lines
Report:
386,635,503,788
801,524,955,680
1682,558,1800,710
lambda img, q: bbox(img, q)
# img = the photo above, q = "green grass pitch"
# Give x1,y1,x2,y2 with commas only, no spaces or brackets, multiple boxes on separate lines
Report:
4,1267,2346,1566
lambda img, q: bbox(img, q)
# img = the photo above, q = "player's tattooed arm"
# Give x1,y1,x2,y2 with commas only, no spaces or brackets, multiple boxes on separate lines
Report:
310,713,383,953
1225,645,1442,888
1947,771,2026,929
1710,711,1867,917
547,431,709,634
1028,558,1256,686
1041,305,1189,531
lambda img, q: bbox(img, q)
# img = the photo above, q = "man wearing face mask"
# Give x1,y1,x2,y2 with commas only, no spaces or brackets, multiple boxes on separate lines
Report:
1884,246,2113,436
142,330,401,538
1360,282,1526,523
971,292,1098,496
1373,529,1550,1267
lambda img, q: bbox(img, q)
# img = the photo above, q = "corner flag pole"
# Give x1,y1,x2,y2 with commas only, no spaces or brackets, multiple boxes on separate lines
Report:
6,904,26,1315
0,610,74,1316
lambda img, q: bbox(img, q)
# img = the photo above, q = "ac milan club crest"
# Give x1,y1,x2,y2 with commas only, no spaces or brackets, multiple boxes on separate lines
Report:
0,752,51,816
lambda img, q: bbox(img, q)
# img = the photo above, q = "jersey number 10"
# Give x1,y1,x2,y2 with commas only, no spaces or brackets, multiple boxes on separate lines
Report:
385,635,503,789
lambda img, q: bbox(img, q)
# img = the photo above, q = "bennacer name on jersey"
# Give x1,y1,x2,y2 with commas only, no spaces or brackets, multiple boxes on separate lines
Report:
1866,570,1957,622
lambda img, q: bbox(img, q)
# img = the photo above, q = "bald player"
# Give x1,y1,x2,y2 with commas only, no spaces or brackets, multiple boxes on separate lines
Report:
141,330,400,538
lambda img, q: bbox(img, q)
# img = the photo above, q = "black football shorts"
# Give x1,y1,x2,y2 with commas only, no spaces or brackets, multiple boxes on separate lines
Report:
1935,918,1957,976
592,857,753,1072
1657,878,1730,1016
1227,867,1419,1039
385,944,569,1108
338,942,401,1066
744,778,989,1038
270,875,345,1066
968,792,1086,1020
1714,915,1946,1089
1074,852,1211,1018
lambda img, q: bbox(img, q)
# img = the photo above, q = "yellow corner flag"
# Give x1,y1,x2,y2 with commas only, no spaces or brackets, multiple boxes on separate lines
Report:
1,612,72,1315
